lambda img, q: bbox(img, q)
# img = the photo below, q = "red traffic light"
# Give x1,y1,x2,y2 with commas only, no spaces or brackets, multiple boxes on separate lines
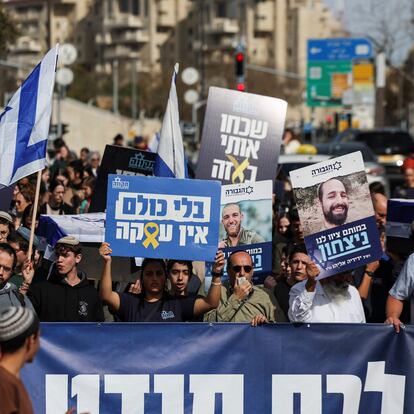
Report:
236,52,244,62
237,82,245,92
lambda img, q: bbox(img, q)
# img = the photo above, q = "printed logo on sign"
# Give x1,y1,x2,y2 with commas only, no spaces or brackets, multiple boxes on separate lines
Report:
112,176,129,190
225,185,254,197
161,310,175,320
311,161,342,177
233,96,259,116
128,153,155,172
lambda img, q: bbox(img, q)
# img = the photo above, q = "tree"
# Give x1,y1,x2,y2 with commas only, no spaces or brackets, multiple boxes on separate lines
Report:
0,5,19,59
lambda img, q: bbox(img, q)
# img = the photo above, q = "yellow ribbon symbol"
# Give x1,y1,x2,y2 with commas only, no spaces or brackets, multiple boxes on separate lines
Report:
142,222,160,249
227,155,250,183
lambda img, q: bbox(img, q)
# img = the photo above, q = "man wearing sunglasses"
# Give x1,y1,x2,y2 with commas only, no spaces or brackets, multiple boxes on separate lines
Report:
204,250,286,325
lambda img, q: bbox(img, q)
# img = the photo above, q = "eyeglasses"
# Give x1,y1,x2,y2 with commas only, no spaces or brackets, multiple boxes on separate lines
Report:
231,265,253,273
0,264,12,273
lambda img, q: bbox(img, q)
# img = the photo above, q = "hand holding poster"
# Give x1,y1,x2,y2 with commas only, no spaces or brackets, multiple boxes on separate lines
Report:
196,87,287,184
105,175,221,261
217,180,272,283
290,151,382,279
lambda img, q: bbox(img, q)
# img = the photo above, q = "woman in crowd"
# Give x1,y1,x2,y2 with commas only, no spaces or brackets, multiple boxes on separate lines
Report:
99,242,224,322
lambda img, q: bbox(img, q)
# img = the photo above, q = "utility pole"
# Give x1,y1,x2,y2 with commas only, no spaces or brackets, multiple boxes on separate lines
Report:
113,59,119,114
375,52,386,128
131,59,137,119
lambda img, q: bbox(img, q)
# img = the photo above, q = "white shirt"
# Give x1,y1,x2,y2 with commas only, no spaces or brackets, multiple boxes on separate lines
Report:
288,280,366,323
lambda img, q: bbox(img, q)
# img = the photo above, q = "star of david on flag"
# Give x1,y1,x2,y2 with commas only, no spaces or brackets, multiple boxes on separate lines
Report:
0,45,59,187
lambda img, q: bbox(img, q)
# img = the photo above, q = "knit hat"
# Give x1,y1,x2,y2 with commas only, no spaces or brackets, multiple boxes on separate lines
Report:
0,307,36,343
0,211,13,224
56,236,80,246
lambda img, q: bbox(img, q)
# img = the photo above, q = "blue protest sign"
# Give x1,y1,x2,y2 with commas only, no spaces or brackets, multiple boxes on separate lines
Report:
23,323,413,413
290,151,382,279
214,180,273,284
308,38,373,61
105,175,221,261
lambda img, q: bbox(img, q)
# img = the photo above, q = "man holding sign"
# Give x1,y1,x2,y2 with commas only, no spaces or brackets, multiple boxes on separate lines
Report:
288,263,366,323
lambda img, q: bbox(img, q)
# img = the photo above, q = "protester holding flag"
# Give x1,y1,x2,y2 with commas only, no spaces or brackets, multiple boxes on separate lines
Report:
99,242,224,322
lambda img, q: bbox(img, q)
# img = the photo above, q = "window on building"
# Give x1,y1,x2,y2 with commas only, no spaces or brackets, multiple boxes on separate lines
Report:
120,0,129,13
132,0,140,16
107,0,113,16
144,0,149,16
216,1,226,18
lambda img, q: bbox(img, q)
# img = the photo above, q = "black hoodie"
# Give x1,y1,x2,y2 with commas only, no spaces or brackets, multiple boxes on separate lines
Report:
27,269,104,322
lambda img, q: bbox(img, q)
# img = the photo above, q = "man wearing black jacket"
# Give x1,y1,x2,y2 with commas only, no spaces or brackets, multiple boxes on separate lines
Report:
27,236,104,322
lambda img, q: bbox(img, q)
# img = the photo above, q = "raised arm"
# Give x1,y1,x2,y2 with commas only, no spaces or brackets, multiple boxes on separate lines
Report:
99,242,120,312
288,262,319,322
194,250,225,317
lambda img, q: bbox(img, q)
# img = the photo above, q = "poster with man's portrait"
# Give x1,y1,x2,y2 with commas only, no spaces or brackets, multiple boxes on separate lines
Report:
215,180,273,284
290,151,382,279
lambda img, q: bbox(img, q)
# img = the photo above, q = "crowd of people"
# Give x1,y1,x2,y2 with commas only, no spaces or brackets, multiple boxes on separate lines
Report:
2,131,414,411
0,133,414,327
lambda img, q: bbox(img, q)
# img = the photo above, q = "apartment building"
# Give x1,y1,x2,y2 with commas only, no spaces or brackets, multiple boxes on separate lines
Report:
2,0,95,66
95,0,192,74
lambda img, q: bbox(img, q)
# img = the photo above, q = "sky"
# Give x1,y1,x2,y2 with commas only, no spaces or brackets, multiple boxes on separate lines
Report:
323,0,414,66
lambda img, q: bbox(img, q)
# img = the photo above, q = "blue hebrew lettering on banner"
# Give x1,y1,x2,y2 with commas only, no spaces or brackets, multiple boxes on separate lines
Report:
306,216,382,279
105,175,221,261
22,323,413,413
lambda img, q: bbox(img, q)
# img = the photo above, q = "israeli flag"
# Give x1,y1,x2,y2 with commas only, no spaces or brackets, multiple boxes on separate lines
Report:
154,63,188,178
0,45,59,186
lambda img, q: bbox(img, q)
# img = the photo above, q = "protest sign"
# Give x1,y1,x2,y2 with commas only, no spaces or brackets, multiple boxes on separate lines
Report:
105,175,221,261
24,323,414,414
196,87,287,184
89,145,155,213
290,151,382,279
211,180,272,284
386,198,414,255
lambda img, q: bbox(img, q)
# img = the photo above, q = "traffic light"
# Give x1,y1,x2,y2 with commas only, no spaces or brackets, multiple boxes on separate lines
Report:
62,123,69,135
235,50,245,92
235,52,244,77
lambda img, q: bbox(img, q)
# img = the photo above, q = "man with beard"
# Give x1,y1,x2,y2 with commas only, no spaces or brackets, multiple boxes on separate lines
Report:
219,203,265,248
318,178,349,229
288,264,365,323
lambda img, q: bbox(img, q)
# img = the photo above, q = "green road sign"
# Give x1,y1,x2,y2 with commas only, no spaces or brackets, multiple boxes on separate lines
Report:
306,60,352,107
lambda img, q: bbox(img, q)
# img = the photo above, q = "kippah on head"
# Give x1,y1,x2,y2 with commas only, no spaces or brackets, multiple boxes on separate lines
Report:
56,236,80,246
0,211,13,224
0,307,35,343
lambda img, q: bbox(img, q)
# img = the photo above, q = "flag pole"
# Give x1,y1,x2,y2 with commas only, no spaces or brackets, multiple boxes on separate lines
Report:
27,170,42,260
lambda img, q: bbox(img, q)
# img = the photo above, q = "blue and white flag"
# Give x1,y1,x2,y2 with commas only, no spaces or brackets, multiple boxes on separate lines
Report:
0,45,59,186
154,63,188,178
